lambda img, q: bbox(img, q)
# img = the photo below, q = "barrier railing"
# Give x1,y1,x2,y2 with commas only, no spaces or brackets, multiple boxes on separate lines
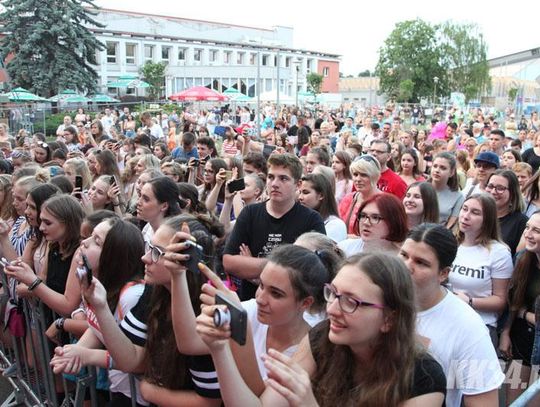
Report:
0,268,138,407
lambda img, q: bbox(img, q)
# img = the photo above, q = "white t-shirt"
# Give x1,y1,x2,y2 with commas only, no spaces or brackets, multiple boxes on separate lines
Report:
449,241,513,326
417,290,505,407
324,215,347,243
337,238,365,258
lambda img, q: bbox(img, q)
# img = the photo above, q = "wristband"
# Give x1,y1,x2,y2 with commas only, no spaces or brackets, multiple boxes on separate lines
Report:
55,318,65,331
28,277,43,291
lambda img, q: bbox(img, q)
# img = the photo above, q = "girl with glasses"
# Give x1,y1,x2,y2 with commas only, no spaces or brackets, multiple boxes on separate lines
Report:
197,252,446,406
485,170,527,256
338,193,408,257
399,224,504,406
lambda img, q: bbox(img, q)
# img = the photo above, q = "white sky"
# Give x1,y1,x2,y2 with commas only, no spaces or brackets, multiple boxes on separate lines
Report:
95,0,539,75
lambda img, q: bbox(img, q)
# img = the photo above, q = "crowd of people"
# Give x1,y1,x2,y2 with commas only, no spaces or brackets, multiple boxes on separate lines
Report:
0,102,539,406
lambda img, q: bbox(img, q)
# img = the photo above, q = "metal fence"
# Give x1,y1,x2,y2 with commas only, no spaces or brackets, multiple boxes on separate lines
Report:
0,267,138,407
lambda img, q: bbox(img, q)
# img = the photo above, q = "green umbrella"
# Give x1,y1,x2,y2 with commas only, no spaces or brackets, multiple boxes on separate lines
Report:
2,87,46,102
223,88,241,96
89,94,120,103
234,94,253,102
48,90,89,103
107,75,150,88
298,90,316,99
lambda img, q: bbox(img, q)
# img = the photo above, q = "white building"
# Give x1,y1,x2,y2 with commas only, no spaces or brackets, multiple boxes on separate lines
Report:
89,9,340,99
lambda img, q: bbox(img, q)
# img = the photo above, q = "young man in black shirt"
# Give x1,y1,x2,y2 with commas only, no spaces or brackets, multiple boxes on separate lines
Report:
223,153,326,299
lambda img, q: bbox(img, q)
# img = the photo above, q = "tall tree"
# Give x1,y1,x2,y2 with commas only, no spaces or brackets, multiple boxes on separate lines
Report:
375,19,445,102
0,0,104,97
140,61,167,100
438,21,491,102
306,72,324,95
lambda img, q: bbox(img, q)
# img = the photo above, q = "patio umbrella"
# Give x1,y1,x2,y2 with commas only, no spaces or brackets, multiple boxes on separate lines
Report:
48,90,89,103
234,94,253,102
89,94,120,103
2,87,46,102
223,88,241,97
298,90,316,99
107,75,150,88
169,86,228,102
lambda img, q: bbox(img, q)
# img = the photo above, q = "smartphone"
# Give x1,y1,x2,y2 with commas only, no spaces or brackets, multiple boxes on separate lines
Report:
228,178,245,194
181,240,203,273
76,254,93,286
75,175,83,191
109,175,116,186
262,144,277,158
0,257,10,268
224,170,233,181
192,158,200,168
214,292,247,346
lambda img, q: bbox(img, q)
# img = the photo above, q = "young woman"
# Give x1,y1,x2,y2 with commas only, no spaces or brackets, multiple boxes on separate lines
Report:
514,162,533,194
221,126,238,157
500,211,540,403
451,194,513,343
485,170,527,256
63,158,92,191
32,141,52,166
403,181,439,228
522,168,540,217
153,143,170,161
201,158,228,212
196,252,447,406
0,175,15,224
331,151,353,205
45,218,147,406
430,152,464,229
160,161,184,183
399,223,504,406
85,176,121,213
398,148,425,186
338,193,408,257
338,156,381,236
299,173,347,243
52,215,222,406
501,149,522,169
135,154,161,176
137,176,182,245
94,149,122,182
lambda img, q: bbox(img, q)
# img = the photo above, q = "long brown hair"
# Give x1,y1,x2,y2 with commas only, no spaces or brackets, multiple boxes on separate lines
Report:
456,193,501,247
311,253,419,406
508,212,540,311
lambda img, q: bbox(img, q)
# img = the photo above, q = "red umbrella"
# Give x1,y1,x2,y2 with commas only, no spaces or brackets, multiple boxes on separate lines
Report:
169,86,228,102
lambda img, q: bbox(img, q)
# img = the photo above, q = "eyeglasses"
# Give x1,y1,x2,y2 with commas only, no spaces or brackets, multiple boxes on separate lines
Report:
358,212,384,224
485,183,508,193
323,284,385,313
145,242,165,263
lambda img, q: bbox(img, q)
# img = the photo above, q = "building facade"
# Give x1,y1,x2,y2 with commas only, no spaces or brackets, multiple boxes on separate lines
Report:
89,9,340,99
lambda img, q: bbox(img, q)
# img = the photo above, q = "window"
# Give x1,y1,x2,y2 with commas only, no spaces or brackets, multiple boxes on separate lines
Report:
106,41,117,63
237,52,245,65
250,53,257,65
144,45,154,61
274,55,278,67
125,44,136,64
262,55,269,66
323,67,329,77
209,50,218,62
194,49,202,62
285,57,291,67
178,48,186,61
161,46,171,61
307,59,313,71
224,51,232,64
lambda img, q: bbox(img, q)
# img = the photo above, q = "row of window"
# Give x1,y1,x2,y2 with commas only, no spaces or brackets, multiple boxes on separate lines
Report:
105,41,316,69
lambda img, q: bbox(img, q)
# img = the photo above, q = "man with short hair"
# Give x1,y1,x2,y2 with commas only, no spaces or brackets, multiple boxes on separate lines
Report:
224,153,325,299
171,131,198,160
488,129,505,156
100,108,114,136
140,111,164,142
369,140,407,199
243,152,267,175
196,136,216,159
380,122,392,141
56,116,72,137
461,151,499,197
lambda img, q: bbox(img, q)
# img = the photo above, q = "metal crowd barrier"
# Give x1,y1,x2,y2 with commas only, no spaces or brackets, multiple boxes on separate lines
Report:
510,378,540,407
0,270,138,407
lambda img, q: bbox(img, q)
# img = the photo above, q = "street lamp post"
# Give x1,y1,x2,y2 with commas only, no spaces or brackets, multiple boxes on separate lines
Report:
433,76,439,107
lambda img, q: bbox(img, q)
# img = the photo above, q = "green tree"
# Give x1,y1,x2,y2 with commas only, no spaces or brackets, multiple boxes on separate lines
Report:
0,0,104,97
140,61,167,100
508,87,518,103
358,70,371,77
306,72,324,95
438,22,490,102
398,79,415,102
375,19,445,102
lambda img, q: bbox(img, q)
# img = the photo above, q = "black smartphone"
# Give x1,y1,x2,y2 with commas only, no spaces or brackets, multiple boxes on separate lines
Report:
109,175,116,186
214,292,247,346
192,158,200,168
227,178,245,194
262,144,277,158
181,240,203,273
76,254,93,286
75,175,83,191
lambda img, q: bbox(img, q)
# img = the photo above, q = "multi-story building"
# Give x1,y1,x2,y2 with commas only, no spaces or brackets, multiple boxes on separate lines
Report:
89,9,340,99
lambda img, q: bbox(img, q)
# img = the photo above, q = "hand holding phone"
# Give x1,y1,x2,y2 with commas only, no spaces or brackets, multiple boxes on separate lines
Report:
76,254,93,286
214,292,247,345
228,178,245,194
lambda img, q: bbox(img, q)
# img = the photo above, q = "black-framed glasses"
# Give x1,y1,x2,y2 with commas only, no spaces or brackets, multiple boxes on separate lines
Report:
323,284,385,313
145,242,165,263
358,212,384,225
485,183,508,193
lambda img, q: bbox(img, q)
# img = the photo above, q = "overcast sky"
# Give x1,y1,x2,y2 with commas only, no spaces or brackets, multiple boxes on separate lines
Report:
95,0,539,75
